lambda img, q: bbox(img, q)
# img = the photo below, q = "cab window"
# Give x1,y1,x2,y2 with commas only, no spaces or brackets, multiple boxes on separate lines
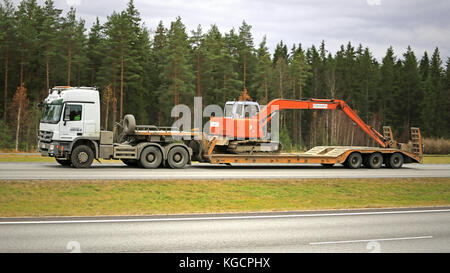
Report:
64,105,82,121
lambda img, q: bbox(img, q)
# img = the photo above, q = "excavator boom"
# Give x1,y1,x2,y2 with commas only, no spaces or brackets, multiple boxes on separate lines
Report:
210,98,389,148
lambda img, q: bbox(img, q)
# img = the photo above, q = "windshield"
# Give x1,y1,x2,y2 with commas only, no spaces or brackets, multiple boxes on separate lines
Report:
41,104,63,124
224,104,234,118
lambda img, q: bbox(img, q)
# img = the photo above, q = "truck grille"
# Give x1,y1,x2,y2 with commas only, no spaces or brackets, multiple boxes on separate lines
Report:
38,130,53,142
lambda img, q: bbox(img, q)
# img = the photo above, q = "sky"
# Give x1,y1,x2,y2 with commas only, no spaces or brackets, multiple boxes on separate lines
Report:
12,0,450,61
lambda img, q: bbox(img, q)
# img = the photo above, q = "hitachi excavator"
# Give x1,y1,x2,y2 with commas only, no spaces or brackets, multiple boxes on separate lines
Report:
195,95,423,169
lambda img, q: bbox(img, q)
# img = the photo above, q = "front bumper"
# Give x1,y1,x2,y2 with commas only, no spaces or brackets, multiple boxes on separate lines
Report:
38,141,69,158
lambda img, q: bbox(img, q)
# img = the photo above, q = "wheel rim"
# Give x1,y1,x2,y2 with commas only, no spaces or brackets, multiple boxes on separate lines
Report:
146,153,156,163
78,152,88,163
393,156,400,165
373,157,380,165
173,153,182,163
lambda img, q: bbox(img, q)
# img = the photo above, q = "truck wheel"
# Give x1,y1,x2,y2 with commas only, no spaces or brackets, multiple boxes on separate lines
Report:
167,146,189,169
140,146,162,169
56,158,71,166
365,153,383,169
121,159,139,167
123,114,136,135
386,153,404,169
71,145,94,168
344,152,362,169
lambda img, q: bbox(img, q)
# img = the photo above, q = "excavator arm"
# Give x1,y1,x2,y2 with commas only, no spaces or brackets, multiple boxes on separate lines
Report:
258,99,389,148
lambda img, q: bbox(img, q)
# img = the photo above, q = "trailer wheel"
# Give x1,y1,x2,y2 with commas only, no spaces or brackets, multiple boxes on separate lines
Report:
71,145,94,168
56,158,71,166
167,146,189,169
344,152,362,169
386,153,404,169
364,153,383,169
140,146,163,169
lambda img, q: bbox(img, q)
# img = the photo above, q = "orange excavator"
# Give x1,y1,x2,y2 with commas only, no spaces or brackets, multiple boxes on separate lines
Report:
199,94,423,169
210,98,391,148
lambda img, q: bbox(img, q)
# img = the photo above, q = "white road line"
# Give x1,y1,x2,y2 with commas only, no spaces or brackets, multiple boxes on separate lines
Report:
0,209,449,225
309,236,433,245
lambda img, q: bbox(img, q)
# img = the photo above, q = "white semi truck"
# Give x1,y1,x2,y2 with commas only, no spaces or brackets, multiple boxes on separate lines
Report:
38,86,422,169
38,86,193,168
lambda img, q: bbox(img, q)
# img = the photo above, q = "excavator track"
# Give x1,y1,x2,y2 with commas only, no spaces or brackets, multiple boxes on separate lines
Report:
226,140,282,154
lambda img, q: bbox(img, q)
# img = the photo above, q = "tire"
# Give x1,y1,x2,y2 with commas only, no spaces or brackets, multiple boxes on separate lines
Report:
364,153,383,169
121,159,139,167
123,114,136,135
139,146,163,169
321,163,334,168
386,153,404,169
344,152,362,169
70,145,94,168
167,146,189,169
55,158,71,166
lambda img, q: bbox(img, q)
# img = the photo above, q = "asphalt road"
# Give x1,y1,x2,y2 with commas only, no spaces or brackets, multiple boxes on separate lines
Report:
0,208,449,253
0,161,449,180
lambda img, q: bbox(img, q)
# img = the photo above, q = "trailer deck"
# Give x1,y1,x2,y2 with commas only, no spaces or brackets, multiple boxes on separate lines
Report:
205,146,421,165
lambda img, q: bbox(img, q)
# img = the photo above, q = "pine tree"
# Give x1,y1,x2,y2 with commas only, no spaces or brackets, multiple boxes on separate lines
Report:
290,44,311,146
40,0,62,92
445,58,450,137
253,36,272,104
60,7,86,86
87,17,104,86
151,21,167,125
190,25,204,97
422,48,445,137
15,0,41,89
159,17,194,122
238,21,256,94
379,47,397,127
400,46,421,133
0,0,15,120
419,51,430,81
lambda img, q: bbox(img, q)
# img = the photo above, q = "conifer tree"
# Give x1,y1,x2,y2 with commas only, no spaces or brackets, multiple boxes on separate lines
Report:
159,17,194,122
0,0,15,120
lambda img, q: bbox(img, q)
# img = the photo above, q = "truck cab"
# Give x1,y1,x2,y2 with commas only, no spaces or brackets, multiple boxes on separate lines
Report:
38,86,101,164
38,86,192,169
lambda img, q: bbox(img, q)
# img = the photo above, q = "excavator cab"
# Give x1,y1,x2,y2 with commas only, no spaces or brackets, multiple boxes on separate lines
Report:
224,101,260,119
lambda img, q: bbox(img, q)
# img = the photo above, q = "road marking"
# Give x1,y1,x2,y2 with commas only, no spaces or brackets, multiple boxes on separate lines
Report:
309,236,433,245
0,209,449,225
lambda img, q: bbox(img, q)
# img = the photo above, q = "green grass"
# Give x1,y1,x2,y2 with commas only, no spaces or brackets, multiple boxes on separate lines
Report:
0,178,449,217
423,155,450,164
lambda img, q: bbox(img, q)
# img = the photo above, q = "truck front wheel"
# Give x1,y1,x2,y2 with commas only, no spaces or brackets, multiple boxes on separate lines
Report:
71,145,94,168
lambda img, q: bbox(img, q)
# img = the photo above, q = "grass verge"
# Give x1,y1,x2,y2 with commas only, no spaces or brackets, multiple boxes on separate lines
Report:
0,178,449,217
423,155,450,164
